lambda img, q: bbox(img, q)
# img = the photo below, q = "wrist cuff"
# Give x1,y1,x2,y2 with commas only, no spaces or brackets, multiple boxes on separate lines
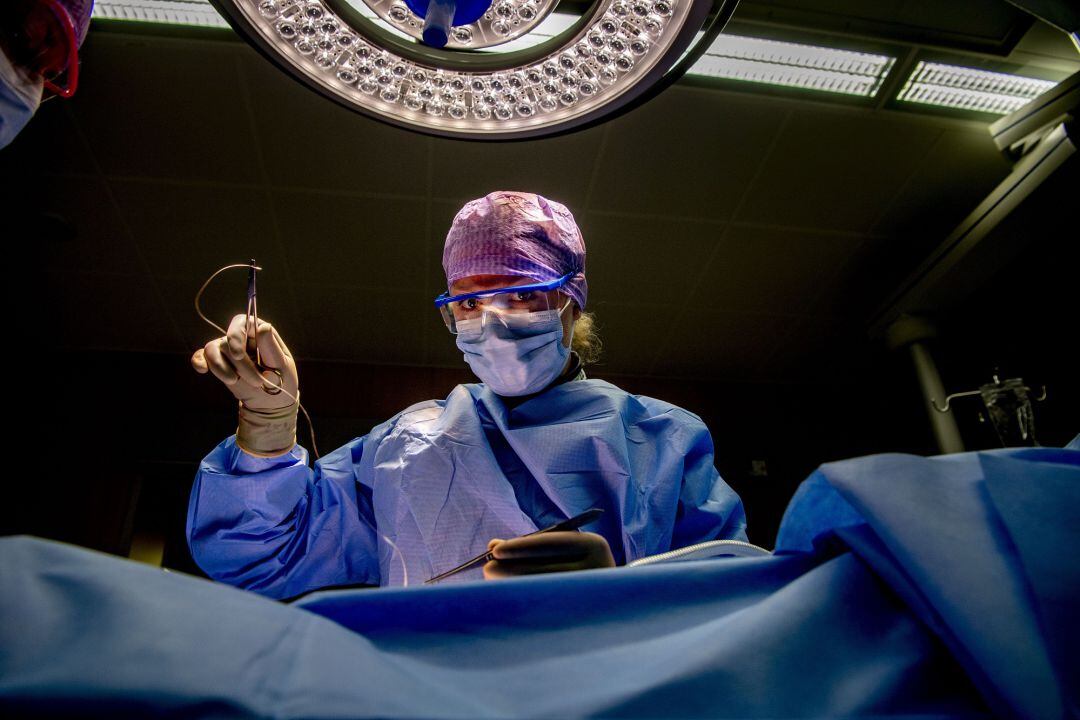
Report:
236,399,298,457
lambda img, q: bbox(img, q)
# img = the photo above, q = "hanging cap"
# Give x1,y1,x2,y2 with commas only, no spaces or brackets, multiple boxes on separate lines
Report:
51,0,94,97
442,191,588,309
54,0,94,47
12,0,95,98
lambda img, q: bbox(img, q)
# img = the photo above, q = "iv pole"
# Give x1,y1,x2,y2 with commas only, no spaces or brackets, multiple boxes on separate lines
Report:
887,315,964,454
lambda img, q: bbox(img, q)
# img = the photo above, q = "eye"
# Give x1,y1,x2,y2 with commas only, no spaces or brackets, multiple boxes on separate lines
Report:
512,291,535,302
460,298,479,311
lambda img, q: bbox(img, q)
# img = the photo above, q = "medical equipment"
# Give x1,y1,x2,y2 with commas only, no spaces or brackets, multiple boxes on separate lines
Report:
205,0,737,139
194,260,320,458
425,507,604,583
244,259,284,395
931,373,1047,447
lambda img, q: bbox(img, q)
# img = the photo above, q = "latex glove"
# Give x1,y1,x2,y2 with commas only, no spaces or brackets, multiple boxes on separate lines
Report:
191,314,299,456
483,531,616,580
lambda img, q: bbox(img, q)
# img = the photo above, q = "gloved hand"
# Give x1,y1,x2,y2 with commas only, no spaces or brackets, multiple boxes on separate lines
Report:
191,314,299,456
483,531,616,579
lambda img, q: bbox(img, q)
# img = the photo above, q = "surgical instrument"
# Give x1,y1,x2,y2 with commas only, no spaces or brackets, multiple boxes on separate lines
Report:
246,258,283,395
425,508,604,584
194,261,320,458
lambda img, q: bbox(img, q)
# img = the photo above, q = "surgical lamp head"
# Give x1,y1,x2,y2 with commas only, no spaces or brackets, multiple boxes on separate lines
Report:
208,0,735,139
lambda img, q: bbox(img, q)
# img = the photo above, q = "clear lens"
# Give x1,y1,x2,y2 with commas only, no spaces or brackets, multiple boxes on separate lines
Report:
439,287,570,334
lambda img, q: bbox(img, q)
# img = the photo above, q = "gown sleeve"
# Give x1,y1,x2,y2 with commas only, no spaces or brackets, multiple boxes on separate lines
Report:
668,408,749,548
186,435,381,599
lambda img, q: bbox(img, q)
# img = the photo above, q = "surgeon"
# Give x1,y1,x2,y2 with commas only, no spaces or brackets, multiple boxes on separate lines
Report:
188,191,746,598
0,0,93,149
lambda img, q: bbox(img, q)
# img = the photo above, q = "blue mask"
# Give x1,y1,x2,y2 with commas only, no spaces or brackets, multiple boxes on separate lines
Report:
456,306,571,397
0,49,43,150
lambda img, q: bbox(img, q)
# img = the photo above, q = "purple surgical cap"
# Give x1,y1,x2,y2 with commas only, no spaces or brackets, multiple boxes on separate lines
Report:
442,191,588,309
58,0,95,48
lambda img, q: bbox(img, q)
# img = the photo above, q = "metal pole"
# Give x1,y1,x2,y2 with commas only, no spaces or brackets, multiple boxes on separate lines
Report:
908,341,964,453
887,315,965,454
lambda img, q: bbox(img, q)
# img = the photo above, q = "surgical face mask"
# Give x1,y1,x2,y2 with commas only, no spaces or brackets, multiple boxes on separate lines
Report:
0,49,44,150
456,300,573,397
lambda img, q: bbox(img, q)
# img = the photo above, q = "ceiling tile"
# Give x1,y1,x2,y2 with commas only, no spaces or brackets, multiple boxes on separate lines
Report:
766,315,877,382
239,52,429,196
271,191,429,289
1010,20,1080,66
689,224,865,315
73,35,261,183
15,175,146,275
43,271,185,352
109,180,287,279
589,87,787,220
813,234,902,322
826,129,1048,321
581,212,724,300
292,285,429,363
822,123,1011,323
652,309,786,380
427,199,464,290
872,129,1011,241
816,242,889,319
736,109,945,232
737,0,1031,51
0,101,95,176
428,124,606,209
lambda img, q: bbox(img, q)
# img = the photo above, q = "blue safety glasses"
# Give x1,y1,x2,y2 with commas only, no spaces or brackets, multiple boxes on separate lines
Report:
435,271,575,335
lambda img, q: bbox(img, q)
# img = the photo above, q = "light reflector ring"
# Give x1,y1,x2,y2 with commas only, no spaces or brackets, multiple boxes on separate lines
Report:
219,0,714,138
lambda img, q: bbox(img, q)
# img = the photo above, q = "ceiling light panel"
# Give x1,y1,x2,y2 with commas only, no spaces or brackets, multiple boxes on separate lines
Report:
897,61,1059,115
688,35,896,97
93,0,230,27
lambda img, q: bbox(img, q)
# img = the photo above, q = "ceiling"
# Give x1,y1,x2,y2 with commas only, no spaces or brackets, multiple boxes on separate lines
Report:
4,0,1077,383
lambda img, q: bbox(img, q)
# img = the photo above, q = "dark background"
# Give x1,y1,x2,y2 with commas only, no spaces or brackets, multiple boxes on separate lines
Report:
3,0,1078,576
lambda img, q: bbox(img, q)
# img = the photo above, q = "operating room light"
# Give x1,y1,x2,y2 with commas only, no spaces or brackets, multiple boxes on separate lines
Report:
90,3,899,104
164,0,736,139
91,2,1068,125
897,61,1058,115
688,35,895,97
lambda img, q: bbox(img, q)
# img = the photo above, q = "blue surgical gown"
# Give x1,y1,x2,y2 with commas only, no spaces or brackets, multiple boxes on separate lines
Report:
187,379,747,597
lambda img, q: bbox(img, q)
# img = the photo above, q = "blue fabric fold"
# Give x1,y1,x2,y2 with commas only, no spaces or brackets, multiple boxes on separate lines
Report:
0,536,985,718
775,447,1079,719
3,445,1073,718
